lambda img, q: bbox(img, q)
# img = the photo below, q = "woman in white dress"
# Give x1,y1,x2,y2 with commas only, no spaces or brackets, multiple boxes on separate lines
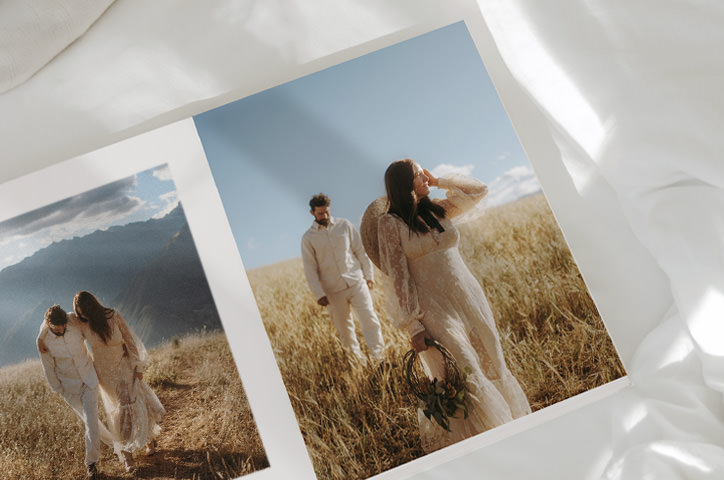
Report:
377,158,531,452
73,290,166,472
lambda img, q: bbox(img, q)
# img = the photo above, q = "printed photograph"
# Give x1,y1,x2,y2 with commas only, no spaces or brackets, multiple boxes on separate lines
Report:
0,164,269,479
192,21,627,480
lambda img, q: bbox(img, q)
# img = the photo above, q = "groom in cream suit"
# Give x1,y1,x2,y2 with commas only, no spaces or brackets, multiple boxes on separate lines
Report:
37,304,102,480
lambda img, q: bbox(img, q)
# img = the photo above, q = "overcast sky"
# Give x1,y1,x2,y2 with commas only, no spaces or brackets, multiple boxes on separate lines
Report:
193,21,539,270
0,164,178,271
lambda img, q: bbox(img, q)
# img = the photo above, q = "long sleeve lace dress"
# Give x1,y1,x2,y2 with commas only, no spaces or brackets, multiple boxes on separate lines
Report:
82,311,166,460
377,175,531,452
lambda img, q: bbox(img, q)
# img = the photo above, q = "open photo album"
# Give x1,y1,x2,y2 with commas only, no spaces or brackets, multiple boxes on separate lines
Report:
0,20,627,480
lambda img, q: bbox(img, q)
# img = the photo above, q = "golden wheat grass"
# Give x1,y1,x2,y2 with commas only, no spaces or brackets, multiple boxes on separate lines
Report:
247,193,625,480
0,331,268,480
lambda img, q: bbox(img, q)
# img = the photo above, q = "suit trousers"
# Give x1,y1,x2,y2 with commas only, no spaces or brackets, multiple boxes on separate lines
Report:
326,281,385,360
64,383,101,466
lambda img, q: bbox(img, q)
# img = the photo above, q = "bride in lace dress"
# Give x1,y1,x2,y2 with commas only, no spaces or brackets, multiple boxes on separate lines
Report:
377,158,531,452
73,290,166,472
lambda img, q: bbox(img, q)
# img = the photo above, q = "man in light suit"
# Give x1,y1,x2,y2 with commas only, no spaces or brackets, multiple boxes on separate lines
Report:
302,192,386,364
37,304,103,480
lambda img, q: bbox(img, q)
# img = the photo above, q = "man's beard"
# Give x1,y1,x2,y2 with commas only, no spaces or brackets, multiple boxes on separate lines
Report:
50,328,65,337
315,218,329,226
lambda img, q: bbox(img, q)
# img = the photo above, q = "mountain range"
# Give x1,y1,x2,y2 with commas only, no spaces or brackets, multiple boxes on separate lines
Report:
0,204,222,367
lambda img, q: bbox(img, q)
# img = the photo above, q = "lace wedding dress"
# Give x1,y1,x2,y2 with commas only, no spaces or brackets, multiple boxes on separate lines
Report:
377,175,531,452
82,311,166,459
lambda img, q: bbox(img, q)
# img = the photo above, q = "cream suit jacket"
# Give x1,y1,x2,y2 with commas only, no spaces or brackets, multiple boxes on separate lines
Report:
301,216,374,300
38,314,98,396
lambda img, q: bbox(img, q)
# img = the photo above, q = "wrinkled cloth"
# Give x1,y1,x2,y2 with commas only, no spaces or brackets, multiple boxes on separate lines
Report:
0,0,115,93
470,1,724,478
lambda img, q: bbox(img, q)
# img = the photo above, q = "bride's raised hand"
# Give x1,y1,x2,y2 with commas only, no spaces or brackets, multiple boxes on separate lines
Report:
422,167,438,187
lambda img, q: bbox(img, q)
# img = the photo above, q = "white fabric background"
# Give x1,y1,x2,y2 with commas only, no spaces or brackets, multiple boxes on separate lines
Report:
2,1,723,479
0,0,115,93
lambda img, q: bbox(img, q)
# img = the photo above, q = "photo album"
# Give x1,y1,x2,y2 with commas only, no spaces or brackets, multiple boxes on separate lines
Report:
0,20,628,480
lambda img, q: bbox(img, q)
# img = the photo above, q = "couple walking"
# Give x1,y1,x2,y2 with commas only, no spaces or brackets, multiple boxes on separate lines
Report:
302,158,531,452
37,291,165,478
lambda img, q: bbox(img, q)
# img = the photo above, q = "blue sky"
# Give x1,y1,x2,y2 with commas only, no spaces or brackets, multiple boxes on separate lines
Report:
0,165,178,271
193,21,534,270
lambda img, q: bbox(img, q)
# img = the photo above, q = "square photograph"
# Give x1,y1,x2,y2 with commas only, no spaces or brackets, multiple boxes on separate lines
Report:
192,21,627,479
0,155,271,478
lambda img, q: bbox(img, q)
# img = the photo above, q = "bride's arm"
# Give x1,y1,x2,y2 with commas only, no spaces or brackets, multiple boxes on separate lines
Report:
431,170,488,218
378,214,427,340
115,311,145,376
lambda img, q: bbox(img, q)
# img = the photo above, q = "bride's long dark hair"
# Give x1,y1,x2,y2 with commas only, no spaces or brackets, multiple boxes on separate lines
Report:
385,158,446,234
73,290,114,344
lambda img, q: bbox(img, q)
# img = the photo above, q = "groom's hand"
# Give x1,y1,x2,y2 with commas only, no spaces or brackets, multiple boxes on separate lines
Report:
317,296,329,306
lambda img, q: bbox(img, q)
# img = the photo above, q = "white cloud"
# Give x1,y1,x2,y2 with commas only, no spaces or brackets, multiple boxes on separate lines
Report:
152,164,174,181
0,197,144,270
0,176,142,245
486,165,542,207
1,254,21,269
152,190,179,219
430,163,475,177
50,199,145,240
0,175,153,271
496,152,511,162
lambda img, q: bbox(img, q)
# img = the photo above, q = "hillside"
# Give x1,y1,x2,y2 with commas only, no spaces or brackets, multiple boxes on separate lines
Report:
0,204,221,367
113,223,222,345
0,205,186,323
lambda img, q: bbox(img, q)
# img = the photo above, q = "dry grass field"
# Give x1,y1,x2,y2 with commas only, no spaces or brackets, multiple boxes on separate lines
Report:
0,331,268,480
247,193,626,480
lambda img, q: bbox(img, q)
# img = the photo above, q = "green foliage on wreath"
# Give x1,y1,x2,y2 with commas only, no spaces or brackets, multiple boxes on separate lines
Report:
403,338,474,432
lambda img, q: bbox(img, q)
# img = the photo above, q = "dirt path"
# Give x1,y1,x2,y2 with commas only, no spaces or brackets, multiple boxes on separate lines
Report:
95,364,267,479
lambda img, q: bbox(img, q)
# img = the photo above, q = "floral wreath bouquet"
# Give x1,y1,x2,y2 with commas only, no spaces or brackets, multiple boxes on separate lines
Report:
403,337,474,432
